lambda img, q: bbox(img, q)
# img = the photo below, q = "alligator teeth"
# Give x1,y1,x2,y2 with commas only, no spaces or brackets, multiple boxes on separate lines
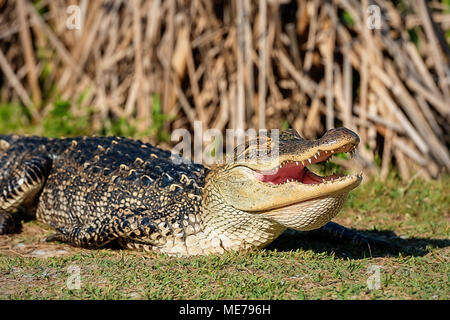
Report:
330,150,334,153
295,161,299,166
314,154,318,159
317,151,320,156
308,158,312,164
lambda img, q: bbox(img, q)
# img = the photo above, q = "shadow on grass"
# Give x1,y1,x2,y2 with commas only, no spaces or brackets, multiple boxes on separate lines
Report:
267,228,450,259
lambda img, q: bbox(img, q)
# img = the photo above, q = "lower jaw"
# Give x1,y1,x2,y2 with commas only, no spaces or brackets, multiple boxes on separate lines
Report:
302,167,348,184
261,192,349,231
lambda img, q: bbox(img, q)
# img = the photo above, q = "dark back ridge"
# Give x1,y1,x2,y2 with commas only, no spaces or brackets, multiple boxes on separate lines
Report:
0,135,207,192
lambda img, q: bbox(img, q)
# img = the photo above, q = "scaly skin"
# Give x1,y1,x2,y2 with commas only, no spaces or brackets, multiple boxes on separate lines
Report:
0,128,389,256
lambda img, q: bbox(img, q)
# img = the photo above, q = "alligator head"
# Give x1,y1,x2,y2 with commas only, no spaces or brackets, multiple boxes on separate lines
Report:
202,127,362,251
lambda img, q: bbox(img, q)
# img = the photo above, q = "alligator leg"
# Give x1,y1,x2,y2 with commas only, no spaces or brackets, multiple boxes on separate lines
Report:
46,208,158,248
311,221,396,250
0,154,52,234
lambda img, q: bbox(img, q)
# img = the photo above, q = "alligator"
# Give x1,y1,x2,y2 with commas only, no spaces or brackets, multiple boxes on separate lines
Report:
0,128,391,256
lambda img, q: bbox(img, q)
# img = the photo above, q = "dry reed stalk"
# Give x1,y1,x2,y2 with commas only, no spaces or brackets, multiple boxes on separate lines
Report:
236,0,246,130
16,0,41,108
0,48,35,116
162,0,175,124
415,0,450,100
257,0,267,130
303,0,318,72
243,0,254,124
320,4,336,131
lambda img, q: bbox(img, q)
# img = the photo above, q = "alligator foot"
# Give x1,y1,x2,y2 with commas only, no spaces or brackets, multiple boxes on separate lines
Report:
46,208,158,249
314,222,398,251
0,210,21,234
45,223,117,248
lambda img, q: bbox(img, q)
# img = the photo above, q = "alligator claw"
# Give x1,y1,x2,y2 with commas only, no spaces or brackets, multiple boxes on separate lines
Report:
45,227,69,242
45,233,63,243
359,234,400,251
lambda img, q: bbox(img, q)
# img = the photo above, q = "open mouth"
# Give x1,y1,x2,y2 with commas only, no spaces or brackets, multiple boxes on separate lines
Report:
253,143,359,185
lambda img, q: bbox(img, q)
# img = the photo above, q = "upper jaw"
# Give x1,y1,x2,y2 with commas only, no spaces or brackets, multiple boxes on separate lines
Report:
232,127,360,173
251,139,360,187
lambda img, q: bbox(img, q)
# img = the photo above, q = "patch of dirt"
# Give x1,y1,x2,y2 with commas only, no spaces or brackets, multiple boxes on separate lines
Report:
0,222,79,258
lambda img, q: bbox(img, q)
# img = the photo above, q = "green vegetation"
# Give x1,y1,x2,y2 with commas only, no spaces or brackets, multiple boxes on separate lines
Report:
0,98,171,143
0,175,448,300
340,10,355,28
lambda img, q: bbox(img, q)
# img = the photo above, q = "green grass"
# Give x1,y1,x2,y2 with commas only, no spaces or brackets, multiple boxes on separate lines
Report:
0,175,448,300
